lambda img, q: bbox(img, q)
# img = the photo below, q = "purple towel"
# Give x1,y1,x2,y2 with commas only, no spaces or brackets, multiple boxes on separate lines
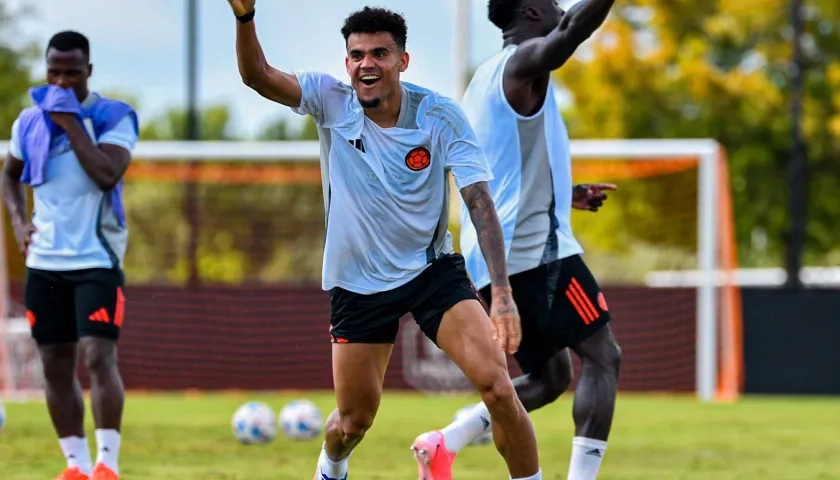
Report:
17,85,138,227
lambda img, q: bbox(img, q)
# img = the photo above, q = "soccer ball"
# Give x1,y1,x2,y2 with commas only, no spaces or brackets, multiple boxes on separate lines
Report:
454,404,493,446
279,399,323,441
231,401,277,444
0,400,5,430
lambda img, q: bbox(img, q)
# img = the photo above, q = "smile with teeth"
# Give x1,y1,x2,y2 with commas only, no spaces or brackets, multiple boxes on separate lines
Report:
360,75,380,85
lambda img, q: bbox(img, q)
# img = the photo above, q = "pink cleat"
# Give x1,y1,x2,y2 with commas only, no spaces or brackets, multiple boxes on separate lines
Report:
410,431,456,480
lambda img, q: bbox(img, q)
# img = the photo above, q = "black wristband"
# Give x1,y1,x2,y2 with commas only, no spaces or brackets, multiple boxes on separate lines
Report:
236,9,255,23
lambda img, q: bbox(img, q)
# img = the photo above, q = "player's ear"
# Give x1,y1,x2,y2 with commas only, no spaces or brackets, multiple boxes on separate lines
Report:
523,5,540,21
88,63,94,78
399,51,409,73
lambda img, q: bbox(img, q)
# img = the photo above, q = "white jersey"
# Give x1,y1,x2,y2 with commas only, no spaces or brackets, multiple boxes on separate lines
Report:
459,45,582,290
292,72,493,294
9,95,137,271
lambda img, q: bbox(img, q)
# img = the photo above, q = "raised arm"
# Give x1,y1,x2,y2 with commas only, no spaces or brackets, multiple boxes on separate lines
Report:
228,0,302,107
507,0,616,79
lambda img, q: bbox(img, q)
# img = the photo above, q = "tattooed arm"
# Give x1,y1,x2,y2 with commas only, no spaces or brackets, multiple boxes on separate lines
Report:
461,181,521,353
461,181,510,290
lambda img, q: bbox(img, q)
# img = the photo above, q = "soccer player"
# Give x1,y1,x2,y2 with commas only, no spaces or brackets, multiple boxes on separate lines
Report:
228,1,544,479
1,31,137,480
412,0,621,479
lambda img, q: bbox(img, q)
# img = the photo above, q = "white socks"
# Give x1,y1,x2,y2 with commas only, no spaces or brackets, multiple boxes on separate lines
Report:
440,402,492,453
59,436,93,475
95,429,121,474
317,443,350,479
567,436,607,480
512,469,542,479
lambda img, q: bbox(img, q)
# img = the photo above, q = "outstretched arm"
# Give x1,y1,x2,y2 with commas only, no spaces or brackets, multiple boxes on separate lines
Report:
229,0,302,107
507,0,616,79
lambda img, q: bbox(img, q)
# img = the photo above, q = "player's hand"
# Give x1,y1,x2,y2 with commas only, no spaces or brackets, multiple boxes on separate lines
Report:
489,287,521,355
227,0,256,17
572,183,617,212
12,222,36,256
48,112,76,130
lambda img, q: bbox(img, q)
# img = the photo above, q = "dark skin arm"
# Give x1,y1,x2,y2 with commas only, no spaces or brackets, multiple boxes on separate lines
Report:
1,154,35,254
49,113,131,191
461,181,521,353
505,0,616,115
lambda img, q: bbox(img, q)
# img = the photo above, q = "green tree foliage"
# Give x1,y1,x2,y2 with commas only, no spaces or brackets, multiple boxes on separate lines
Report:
257,115,319,141
554,0,840,267
140,103,236,141
0,2,37,139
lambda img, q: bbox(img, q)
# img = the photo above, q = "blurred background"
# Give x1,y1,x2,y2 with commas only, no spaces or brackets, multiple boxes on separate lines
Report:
0,0,838,478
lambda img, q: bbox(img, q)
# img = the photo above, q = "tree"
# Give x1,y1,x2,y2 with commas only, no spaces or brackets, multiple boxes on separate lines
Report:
0,1,38,139
257,115,319,140
140,103,237,140
553,0,840,268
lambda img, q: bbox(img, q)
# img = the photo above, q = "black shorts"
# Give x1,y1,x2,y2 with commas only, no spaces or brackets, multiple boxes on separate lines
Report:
329,253,480,345
479,254,610,375
25,267,126,345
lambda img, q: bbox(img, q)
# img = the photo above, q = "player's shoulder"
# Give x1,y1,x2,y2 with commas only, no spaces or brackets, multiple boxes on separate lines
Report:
295,70,354,96
404,83,467,134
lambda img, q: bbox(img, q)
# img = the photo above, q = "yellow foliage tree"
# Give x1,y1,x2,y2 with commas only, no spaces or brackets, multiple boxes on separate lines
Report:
554,0,840,266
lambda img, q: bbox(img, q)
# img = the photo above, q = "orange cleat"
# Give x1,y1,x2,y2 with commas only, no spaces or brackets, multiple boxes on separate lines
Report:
90,463,119,480
54,467,89,480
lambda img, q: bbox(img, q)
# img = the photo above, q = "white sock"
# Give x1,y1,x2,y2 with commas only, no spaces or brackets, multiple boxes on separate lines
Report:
440,402,491,453
317,443,350,479
59,436,93,475
567,436,607,480
94,429,121,474
512,468,542,479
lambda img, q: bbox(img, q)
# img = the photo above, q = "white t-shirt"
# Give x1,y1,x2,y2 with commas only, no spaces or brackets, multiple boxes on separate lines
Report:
9,94,138,271
291,71,493,294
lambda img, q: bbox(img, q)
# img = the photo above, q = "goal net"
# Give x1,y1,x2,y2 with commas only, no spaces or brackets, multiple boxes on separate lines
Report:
0,139,741,402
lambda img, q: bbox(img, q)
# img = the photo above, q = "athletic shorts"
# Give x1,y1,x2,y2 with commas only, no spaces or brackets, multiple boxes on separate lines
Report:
329,253,480,345
479,254,610,375
25,267,126,345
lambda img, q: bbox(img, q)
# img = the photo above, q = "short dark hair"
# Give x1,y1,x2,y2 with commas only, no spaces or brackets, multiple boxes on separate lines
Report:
46,30,90,58
341,6,408,50
488,0,522,30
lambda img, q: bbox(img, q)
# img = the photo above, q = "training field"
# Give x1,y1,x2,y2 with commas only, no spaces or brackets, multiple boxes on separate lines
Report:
2,392,838,479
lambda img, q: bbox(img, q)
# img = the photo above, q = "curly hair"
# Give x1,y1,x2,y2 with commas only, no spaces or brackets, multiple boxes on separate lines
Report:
341,6,408,50
488,0,522,30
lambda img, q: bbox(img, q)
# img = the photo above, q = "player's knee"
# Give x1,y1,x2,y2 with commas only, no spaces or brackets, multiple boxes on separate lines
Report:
39,345,77,384
337,411,375,442
544,366,573,402
79,338,117,375
603,340,622,375
476,368,516,410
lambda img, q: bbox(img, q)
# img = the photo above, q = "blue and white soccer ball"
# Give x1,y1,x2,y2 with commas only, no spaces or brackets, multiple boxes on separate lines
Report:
231,401,277,445
0,400,5,431
454,404,493,446
279,399,323,441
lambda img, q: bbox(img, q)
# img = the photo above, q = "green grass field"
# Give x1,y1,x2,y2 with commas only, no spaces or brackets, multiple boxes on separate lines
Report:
2,392,839,479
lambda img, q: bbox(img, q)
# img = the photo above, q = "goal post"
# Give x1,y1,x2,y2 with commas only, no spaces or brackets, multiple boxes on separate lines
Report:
0,138,741,403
